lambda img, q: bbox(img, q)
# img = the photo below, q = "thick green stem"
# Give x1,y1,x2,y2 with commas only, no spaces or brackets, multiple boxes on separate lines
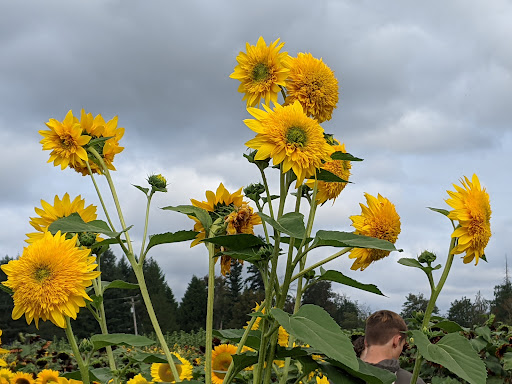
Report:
86,161,116,231
291,248,352,282
205,242,216,384
139,191,154,265
65,317,90,384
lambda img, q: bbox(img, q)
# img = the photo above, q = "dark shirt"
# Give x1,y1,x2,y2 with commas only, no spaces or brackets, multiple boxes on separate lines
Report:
372,359,426,384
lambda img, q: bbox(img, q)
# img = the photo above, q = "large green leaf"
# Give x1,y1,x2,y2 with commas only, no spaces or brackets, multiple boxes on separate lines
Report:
474,326,491,342
161,205,212,233
315,169,350,183
318,270,385,296
331,151,363,162
271,305,358,371
323,358,397,384
230,352,259,376
146,230,198,251
220,248,266,263
312,230,399,251
202,233,265,250
258,212,306,239
411,330,487,384
48,213,123,237
90,333,155,351
433,320,464,333
102,280,139,292
212,329,261,350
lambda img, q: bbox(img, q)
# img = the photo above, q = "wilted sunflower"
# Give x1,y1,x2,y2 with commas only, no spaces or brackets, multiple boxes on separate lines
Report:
127,374,152,384
26,193,98,244
286,53,339,122
211,344,238,384
2,231,101,328
446,174,491,265
306,143,351,204
10,372,34,384
150,353,193,383
348,193,401,271
245,101,334,186
230,36,290,107
40,110,91,170
35,369,60,384
70,110,125,176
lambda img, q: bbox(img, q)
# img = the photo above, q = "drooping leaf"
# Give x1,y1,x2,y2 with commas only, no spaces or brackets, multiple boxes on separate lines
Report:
258,212,306,239
318,270,385,296
271,305,358,370
323,358,397,384
202,233,265,250
411,330,487,384
220,248,267,263
433,320,464,333
133,184,149,195
312,230,399,252
331,151,363,162
90,333,155,351
428,207,450,217
146,230,199,251
48,213,128,238
162,205,212,233
102,280,139,292
314,169,350,183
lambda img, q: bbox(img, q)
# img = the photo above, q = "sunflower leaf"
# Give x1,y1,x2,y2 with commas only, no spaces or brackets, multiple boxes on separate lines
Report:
258,212,306,239
322,358,397,384
102,280,139,291
331,151,363,162
314,169,350,183
146,230,199,251
90,334,155,351
132,184,149,195
312,230,398,251
48,213,127,238
428,207,450,216
220,248,267,263
318,270,386,296
161,205,212,233
202,233,265,250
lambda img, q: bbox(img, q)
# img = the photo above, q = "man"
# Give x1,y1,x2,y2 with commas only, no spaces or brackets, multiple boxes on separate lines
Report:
361,310,425,384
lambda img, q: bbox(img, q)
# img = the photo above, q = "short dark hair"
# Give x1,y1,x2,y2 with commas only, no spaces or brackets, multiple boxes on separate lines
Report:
365,310,407,346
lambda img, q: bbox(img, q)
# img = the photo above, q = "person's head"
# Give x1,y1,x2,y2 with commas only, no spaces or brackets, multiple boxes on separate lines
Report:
364,310,407,359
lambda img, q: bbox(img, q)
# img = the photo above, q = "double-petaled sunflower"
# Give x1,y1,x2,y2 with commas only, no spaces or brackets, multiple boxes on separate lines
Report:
0,368,14,383
245,101,334,187
39,111,91,170
348,193,401,271
446,174,491,265
10,372,34,384
230,36,290,107
306,143,351,204
2,231,101,328
26,193,98,244
211,344,238,384
150,353,193,383
35,369,60,384
286,53,339,122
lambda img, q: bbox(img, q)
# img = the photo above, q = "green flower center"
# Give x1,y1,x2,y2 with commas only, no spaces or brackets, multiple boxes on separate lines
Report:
252,63,270,82
34,267,52,282
286,127,308,147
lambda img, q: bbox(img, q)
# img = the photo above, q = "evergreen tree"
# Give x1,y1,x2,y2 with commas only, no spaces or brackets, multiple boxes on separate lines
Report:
400,293,439,320
245,264,265,292
227,261,244,301
302,280,337,317
332,293,364,329
473,291,490,324
491,277,512,324
447,296,475,327
178,275,207,332
227,289,265,329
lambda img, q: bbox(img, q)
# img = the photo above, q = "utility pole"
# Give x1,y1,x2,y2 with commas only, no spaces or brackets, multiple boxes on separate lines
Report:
131,296,138,335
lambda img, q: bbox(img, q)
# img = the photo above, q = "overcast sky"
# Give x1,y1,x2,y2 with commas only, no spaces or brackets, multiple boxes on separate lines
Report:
1,0,511,316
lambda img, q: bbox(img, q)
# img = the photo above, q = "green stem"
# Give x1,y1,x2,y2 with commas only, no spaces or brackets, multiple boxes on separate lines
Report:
260,168,275,219
256,200,271,244
205,241,216,384
291,248,352,282
65,317,90,384
86,161,116,231
139,191,154,265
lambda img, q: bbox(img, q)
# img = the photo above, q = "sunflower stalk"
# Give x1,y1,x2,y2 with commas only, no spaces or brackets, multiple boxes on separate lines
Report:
86,160,116,231
65,317,90,384
205,240,216,384
139,190,155,265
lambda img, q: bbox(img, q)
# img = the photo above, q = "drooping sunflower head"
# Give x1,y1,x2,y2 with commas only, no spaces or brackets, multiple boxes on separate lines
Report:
39,110,91,170
10,372,35,384
285,52,339,122
245,101,335,187
126,373,152,384
306,143,351,204
446,174,491,265
35,369,60,384
150,353,193,383
230,36,290,107
26,193,98,244
2,231,101,328
348,193,401,271
211,344,238,384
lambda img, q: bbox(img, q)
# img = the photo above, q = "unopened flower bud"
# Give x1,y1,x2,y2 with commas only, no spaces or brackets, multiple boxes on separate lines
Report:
244,183,266,202
78,338,94,353
210,217,227,237
418,250,437,264
244,150,270,171
78,232,97,247
147,174,168,191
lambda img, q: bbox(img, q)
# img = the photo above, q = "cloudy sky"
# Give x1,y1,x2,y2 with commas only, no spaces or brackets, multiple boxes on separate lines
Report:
1,0,511,316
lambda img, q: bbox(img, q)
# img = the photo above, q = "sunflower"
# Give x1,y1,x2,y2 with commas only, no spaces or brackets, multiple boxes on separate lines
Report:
306,143,351,204
245,101,335,186
127,374,152,384
150,353,193,383
285,53,339,122
70,110,125,176
246,302,289,347
39,111,91,170
230,36,290,107
211,344,238,384
10,372,34,384
35,370,60,384
446,174,491,265
1,231,101,328
348,193,401,271
26,193,98,244
0,368,13,383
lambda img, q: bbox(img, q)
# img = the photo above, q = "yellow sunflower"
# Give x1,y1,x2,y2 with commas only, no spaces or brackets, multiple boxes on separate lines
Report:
127,374,152,384
316,375,330,384
348,193,401,271
70,110,125,176
306,143,351,204
211,344,238,384
230,36,290,107
1,231,101,328
26,193,98,244
0,368,13,383
446,174,491,265
39,110,91,170
246,302,289,347
150,353,193,383
10,372,34,384
285,53,339,123
35,370,60,384
245,101,335,186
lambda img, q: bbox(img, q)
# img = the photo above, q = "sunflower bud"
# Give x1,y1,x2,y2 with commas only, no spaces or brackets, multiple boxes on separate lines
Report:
418,250,437,264
78,232,97,247
78,338,94,353
244,150,270,171
210,217,227,237
244,183,265,202
147,174,168,192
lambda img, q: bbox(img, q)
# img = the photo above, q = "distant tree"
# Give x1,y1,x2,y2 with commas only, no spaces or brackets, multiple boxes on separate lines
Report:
491,277,512,324
178,275,207,332
332,293,364,329
473,291,490,324
210,275,230,330
245,264,265,292
227,289,265,329
447,296,474,327
302,280,337,316
227,261,244,300
400,293,439,321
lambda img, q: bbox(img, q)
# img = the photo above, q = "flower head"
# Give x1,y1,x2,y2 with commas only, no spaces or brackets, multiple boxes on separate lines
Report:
127,374,152,384
150,353,193,383
306,143,351,204
39,111,91,170
246,302,289,347
348,193,401,271
1,231,101,328
35,369,60,384
10,372,34,384
230,36,290,107
147,174,167,190
286,53,339,122
26,193,98,244
245,101,335,186
211,344,238,384
0,368,13,383
446,174,491,265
